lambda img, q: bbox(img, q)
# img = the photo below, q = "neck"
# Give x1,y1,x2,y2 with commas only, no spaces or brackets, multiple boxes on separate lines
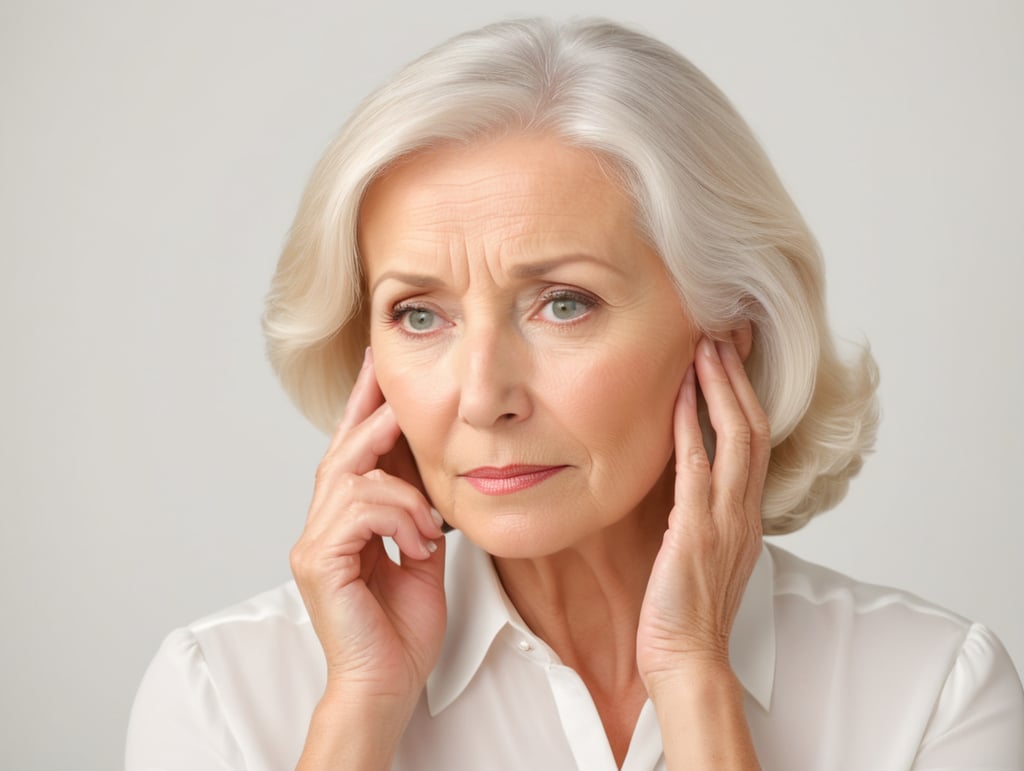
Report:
492,471,673,767
491,470,672,690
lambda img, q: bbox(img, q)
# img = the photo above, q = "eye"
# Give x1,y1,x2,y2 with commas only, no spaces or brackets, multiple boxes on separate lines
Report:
537,290,597,323
392,304,445,334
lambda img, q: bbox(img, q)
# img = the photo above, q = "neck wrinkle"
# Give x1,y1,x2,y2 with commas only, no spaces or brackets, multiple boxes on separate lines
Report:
491,469,673,691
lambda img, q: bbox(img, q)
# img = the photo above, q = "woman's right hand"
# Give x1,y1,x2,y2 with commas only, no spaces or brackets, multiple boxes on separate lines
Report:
290,347,447,715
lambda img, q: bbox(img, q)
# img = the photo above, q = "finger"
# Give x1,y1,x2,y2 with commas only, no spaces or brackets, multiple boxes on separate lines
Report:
363,468,443,539
315,500,440,563
716,340,771,520
693,337,751,511
672,362,712,515
314,401,404,499
328,347,385,454
334,401,404,473
395,527,446,590
308,458,437,540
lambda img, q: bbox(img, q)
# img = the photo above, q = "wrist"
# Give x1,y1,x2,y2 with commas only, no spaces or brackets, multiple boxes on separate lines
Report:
299,687,422,771
644,657,739,705
319,678,422,726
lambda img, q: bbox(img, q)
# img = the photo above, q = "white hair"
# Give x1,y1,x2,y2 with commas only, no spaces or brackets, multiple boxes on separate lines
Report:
262,17,879,534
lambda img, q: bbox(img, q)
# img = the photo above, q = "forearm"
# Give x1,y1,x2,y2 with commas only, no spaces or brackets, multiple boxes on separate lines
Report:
649,663,760,770
296,689,416,771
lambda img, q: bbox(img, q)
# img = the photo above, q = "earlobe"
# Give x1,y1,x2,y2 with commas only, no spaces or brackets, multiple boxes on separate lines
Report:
730,322,754,362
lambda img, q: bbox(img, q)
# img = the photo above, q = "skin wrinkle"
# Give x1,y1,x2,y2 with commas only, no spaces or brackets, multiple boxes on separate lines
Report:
359,135,701,759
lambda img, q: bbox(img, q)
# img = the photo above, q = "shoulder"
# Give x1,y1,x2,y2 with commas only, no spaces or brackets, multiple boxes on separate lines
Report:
170,579,323,692
765,543,983,680
757,545,1024,766
767,542,972,634
764,544,981,697
765,544,1023,738
186,580,313,644
127,582,323,769
149,580,319,674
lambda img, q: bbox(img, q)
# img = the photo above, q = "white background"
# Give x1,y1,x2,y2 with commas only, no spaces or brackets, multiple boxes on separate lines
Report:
3,1,1022,768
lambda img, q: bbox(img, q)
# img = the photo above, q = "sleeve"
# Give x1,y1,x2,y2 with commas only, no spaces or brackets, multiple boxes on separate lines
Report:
125,627,246,771
912,622,1024,770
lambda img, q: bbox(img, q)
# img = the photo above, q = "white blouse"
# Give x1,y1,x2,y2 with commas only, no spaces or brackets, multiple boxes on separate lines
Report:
126,534,1024,770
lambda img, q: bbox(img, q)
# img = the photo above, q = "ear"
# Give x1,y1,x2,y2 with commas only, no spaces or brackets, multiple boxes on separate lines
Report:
729,321,754,362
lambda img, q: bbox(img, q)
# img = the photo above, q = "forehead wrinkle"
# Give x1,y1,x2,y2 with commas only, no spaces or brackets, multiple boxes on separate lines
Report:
402,191,633,260
375,214,637,295
363,143,646,294
404,188,560,239
393,200,571,290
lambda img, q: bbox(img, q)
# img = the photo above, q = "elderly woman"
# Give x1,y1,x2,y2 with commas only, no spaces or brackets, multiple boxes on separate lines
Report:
126,17,1024,771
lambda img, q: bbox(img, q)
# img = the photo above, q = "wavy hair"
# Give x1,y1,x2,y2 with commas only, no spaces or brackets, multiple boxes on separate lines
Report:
262,17,879,534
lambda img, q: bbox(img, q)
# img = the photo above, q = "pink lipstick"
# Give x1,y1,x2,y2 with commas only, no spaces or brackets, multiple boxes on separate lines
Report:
459,465,567,495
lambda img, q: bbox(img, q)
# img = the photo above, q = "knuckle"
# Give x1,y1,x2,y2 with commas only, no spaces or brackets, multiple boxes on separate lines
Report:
336,472,362,497
289,543,310,576
681,446,711,475
749,412,771,443
313,459,333,487
726,506,762,541
711,489,744,521
729,422,752,451
313,455,357,490
724,490,747,513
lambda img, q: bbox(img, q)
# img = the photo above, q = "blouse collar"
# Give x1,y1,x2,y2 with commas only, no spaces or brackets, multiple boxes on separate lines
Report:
426,532,776,715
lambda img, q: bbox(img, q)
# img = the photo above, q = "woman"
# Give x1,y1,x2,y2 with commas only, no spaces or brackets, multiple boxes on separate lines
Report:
126,18,1024,770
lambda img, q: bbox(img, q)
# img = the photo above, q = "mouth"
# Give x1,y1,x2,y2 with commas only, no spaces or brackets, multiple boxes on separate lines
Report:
458,465,568,495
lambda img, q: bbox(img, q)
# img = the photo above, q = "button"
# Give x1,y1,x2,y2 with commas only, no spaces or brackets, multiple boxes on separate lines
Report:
517,640,533,653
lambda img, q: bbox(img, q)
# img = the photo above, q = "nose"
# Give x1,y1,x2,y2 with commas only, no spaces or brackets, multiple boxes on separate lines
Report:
455,319,532,427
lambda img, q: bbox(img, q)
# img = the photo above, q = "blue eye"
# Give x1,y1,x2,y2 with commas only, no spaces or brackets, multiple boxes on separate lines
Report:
392,305,443,334
405,308,436,331
551,298,583,319
539,291,596,323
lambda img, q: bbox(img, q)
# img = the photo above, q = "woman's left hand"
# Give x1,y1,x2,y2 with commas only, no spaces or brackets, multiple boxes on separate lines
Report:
636,336,770,693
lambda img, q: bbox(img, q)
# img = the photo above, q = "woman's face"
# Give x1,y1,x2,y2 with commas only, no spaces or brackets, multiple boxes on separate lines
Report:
361,135,698,557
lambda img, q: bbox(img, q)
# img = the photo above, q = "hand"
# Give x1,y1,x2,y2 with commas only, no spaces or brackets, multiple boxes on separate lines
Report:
289,348,447,710
636,337,769,692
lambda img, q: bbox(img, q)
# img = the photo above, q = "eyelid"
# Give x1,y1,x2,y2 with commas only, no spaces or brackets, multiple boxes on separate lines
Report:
539,287,598,304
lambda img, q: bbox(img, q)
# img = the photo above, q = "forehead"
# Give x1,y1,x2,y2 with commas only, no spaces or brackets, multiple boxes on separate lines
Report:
357,135,644,272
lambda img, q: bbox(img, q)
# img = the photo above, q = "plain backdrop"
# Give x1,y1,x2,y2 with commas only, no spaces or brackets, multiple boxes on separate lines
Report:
3,1,1022,768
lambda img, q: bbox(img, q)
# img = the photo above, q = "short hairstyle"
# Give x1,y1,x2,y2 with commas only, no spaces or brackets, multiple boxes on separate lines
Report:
262,17,879,535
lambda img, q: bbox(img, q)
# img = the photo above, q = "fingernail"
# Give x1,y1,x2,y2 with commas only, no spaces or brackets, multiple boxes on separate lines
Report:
425,539,438,554
702,337,718,359
430,507,444,528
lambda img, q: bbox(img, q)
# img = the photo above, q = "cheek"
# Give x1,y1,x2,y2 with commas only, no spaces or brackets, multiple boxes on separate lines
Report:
371,346,453,462
558,334,689,417
553,334,690,469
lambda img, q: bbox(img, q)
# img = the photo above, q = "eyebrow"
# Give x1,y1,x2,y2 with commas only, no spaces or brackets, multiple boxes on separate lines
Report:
369,254,626,294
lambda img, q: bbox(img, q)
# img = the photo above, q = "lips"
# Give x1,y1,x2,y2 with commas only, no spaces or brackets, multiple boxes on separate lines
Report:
459,465,568,495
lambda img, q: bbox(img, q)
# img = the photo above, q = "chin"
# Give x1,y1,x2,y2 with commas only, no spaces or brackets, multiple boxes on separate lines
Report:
445,502,594,560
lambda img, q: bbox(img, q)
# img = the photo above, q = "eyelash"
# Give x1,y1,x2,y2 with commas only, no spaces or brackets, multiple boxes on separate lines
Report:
387,288,600,336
